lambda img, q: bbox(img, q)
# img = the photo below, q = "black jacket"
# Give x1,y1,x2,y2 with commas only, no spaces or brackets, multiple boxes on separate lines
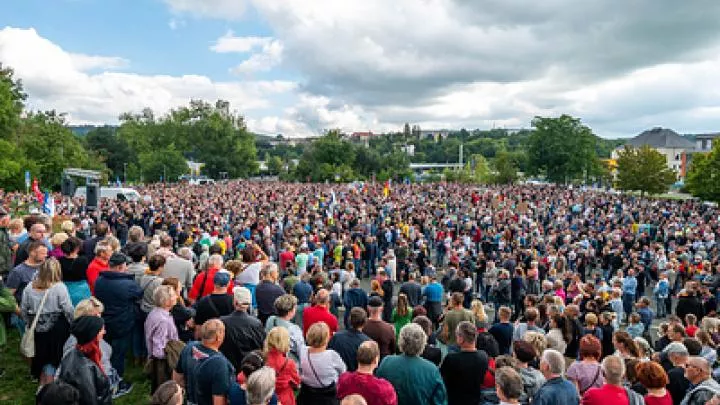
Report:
219,311,266,370
58,349,112,405
675,295,704,323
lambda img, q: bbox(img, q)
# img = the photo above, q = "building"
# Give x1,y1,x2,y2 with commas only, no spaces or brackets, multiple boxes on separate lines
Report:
612,127,695,178
418,129,450,142
694,133,720,152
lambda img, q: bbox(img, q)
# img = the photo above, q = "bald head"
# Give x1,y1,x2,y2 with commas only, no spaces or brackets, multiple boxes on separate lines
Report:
341,395,368,405
686,356,711,384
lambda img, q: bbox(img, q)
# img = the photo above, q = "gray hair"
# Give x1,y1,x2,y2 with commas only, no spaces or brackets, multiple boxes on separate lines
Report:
246,366,276,405
601,355,625,385
495,366,524,400
104,235,121,252
541,349,565,375
207,254,224,268
153,285,175,307
128,226,145,243
260,262,278,279
177,247,193,261
398,323,427,357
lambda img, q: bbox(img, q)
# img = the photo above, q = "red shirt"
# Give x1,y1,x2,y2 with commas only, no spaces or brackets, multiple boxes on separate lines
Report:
582,384,629,405
685,325,699,337
87,257,108,294
302,305,338,337
337,371,398,405
644,391,672,405
266,349,300,405
279,251,295,271
188,268,233,302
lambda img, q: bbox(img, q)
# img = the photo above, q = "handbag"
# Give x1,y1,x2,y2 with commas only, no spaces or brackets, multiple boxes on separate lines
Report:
20,289,50,358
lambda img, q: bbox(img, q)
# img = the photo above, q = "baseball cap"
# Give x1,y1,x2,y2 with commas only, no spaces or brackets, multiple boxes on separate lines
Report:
368,296,384,308
108,252,131,267
233,286,252,305
214,271,231,287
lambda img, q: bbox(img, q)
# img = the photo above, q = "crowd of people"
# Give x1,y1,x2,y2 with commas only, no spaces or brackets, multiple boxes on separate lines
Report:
1,180,720,405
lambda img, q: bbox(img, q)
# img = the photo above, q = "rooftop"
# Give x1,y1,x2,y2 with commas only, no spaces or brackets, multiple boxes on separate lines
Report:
627,127,695,149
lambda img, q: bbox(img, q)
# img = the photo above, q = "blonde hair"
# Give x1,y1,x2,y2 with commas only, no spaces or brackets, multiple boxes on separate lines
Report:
264,326,290,354
104,235,121,252
585,313,598,327
33,258,62,289
74,297,105,319
523,331,547,357
50,232,69,247
306,322,330,348
471,299,487,323
61,220,74,234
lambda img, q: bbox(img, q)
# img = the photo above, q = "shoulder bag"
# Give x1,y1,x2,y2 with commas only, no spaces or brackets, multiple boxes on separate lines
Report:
21,288,50,358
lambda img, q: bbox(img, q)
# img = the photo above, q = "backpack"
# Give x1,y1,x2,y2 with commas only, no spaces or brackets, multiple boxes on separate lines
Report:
164,340,186,371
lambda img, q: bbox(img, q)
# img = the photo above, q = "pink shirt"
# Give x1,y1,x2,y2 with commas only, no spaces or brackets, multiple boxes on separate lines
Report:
337,371,398,405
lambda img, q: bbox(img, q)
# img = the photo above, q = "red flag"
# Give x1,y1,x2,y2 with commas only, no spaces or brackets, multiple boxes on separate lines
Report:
32,178,44,205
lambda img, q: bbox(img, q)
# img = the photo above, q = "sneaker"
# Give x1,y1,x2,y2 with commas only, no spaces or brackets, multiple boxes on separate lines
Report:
113,380,134,399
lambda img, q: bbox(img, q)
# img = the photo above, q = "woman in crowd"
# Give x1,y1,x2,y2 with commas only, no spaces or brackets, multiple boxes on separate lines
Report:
151,380,184,405
161,277,195,342
636,361,672,405
412,315,442,366
546,314,571,354
49,232,68,259
264,327,300,405
145,285,179,393
566,335,604,396
231,352,279,405
58,236,90,306
298,322,346,405
613,331,642,359
57,316,112,405
21,258,75,385
391,293,412,339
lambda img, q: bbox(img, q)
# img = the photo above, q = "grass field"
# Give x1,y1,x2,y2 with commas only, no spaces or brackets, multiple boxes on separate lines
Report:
0,330,151,405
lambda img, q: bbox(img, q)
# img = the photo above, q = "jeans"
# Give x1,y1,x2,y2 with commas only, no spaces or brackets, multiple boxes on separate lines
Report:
108,333,132,378
622,293,635,321
656,297,667,318
133,313,148,358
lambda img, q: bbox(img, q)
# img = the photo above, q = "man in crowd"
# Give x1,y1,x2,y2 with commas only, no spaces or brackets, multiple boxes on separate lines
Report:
82,221,109,261
343,278,369,329
255,263,285,325
193,272,234,327
440,321,489,405
665,342,691,404
495,367,525,405
0,208,12,277
513,307,545,341
188,254,228,304
219,286,266,370
161,247,195,293
399,272,422,307
302,288,338,336
329,307,371,371
489,306,514,355
6,240,47,300
582,355,644,405
336,340,398,405
681,356,720,405
440,292,474,348
363,296,396,360
533,349,578,405
94,252,142,395
14,223,48,266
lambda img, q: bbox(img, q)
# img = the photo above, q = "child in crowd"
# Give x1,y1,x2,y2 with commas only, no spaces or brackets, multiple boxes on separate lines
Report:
653,272,670,318
685,314,699,337
609,288,623,326
626,313,643,338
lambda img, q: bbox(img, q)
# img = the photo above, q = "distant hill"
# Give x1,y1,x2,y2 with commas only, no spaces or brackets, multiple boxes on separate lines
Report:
69,125,117,136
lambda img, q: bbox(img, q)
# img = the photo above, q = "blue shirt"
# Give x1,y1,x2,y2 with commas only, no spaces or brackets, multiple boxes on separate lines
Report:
293,280,313,304
533,377,579,405
637,307,654,331
622,276,637,295
175,342,216,404
195,350,235,405
423,282,443,303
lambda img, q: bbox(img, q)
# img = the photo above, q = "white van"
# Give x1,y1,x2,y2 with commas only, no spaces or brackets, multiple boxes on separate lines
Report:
74,187,142,201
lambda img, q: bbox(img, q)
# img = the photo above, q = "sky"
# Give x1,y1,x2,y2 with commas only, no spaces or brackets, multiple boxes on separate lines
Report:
2,0,720,138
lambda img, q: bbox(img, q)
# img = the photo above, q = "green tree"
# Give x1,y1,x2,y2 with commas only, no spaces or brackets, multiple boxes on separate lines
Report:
0,138,25,190
294,130,357,182
616,145,676,196
137,145,188,182
686,143,720,202
267,155,284,175
84,126,133,180
0,64,26,141
493,150,519,184
528,115,598,183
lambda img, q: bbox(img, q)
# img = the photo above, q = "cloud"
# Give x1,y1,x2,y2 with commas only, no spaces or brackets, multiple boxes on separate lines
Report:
230,40,283,74
168,18,186,30
211,31,271,53
163,0,245,20
0,27,296,128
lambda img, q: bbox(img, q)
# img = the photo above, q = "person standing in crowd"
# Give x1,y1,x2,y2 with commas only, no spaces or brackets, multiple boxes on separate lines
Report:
145,285,179,393
57,316,112,405
219,286,266,371
188,254,229,304
680,356,720,405
664,342,690,404
193,320,237,405
265,294,305,365
440,321,489,404
161,247,195,294
343,279,368,329
391,293,412,339
440,292,474,349
422,275,443,327
376,323,448,405
0,208,12,278
58,236,90,306
490,306,515,355
583,355,644,405
264,326,301,405
194,272,234,327
362,296,396,360
636,361,672,405
329,307,370,371
495,366,525,405
622,269,637,323
20,258,74,385
302,289,338,337
256,263,285,325
399,272,422,307
298,321,346,405
7,240,47,300
86,239,113,294
337,340,397,405
533,349,578,405
14,223,48,266
566,335,604,396
94,251,142,392
82,222,109,261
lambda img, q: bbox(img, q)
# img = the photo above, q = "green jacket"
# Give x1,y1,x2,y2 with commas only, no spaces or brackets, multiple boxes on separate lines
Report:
0,287,18,347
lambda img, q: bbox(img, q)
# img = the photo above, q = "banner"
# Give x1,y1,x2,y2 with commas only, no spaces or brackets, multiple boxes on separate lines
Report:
32,178,44,205
42,191,55,217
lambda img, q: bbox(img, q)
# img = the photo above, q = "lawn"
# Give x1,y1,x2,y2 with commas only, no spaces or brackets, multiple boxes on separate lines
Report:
0,330,151,405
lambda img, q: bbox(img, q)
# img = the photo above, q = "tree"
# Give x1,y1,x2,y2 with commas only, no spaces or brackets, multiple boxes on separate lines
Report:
493,151,519,184
137,145,188,182
0,64,26,142
528,115,598,183
686,143,720,202
294,130,358,182
615,145,676,196
84,126,133,180
267,155,284,175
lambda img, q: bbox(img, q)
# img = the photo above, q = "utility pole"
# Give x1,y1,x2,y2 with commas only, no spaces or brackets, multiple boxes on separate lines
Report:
459,144,464,170
123,163,127,184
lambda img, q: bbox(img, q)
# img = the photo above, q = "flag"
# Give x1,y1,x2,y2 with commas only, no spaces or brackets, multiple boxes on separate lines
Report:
32,178,44,205
116,176,122,186
42,191,55,217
